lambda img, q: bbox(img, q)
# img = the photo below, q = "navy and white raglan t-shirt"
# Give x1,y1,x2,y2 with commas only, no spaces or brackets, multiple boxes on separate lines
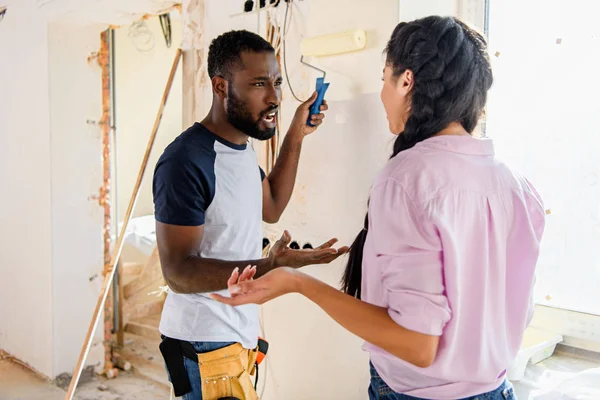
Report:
153,122,265,349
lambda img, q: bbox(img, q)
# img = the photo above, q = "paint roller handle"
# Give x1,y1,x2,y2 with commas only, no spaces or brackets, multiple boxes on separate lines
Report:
307,78,330,126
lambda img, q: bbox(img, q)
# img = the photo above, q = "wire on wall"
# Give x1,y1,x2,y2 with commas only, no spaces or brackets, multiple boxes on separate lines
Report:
283,0,303,102
128,20,156,53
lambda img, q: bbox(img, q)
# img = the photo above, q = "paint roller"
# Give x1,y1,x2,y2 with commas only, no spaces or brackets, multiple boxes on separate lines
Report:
299,29,367,125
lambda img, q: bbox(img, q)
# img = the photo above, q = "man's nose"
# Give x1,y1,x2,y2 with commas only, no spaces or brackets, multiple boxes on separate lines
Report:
266,84,281,105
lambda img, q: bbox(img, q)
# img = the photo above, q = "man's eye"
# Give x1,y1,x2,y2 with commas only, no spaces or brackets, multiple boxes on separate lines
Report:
253,82,265,87
275,81,283,87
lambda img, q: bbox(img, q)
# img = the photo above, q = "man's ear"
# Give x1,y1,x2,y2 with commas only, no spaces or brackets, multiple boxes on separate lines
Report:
212,76,228,99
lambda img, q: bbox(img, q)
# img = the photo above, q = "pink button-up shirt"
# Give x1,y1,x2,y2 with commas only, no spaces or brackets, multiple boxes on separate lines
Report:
362,135,545,399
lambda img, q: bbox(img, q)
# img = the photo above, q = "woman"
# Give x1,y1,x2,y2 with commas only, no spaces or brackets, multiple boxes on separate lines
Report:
213,16,545,400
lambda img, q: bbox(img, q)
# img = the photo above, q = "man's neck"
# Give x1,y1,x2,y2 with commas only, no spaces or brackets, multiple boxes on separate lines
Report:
200,107,248,146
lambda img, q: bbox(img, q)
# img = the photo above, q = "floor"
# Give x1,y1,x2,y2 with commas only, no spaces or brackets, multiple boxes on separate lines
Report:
1,345,599,400
0,359,169,400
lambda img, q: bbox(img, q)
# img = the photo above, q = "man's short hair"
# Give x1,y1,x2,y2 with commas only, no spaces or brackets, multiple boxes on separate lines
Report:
207,30,275,80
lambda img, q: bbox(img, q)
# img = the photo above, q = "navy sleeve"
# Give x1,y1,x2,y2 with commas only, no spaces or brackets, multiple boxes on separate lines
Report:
259,166,266,181
153,154,215,226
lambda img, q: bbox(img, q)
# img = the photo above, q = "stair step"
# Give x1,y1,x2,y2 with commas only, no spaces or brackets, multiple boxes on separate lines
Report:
133,362,171,390
125,319,161,340
121,261,144,277
137,313,162,328
124,276,166,301
119,333,170,389
123,294,164,322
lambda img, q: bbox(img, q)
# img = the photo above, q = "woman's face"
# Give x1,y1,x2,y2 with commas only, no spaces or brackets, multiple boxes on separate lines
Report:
380,65,413,135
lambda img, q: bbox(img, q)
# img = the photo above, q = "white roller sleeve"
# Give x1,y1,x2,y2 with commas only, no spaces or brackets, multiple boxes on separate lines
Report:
300,29,367,57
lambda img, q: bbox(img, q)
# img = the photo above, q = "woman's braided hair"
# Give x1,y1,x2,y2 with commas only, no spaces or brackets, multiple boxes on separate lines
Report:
342,16,493,298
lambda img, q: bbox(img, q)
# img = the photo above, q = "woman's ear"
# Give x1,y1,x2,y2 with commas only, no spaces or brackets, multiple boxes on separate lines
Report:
212,76,228,99
396,69,414,96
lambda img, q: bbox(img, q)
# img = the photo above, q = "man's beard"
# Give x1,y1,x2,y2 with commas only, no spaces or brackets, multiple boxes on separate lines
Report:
226,89,276,141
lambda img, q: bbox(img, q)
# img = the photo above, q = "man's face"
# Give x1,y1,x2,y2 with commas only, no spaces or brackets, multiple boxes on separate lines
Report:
225,51,282,141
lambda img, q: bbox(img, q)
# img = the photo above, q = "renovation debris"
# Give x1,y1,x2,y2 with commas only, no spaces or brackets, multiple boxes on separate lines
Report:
112,354,132,372
54,366,96,390
556,38,562,44
98,384,109,391
106,367,120,379
495,51,501,57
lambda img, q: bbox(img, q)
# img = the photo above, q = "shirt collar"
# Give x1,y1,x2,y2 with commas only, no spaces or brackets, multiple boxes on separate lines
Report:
416,135,495,156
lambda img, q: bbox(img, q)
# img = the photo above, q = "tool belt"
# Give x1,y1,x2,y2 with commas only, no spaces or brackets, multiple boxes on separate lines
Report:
160,336,268,399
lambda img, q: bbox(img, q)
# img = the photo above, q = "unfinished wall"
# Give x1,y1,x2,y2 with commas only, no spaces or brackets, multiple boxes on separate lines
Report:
114,13,183,223
0,0,54,377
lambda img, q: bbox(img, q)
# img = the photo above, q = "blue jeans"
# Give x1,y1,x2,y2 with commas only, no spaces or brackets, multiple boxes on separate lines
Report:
165,341,236,400
368,362,517,400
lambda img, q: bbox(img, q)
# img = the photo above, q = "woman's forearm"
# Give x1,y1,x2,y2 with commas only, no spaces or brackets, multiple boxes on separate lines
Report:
297,273,439,368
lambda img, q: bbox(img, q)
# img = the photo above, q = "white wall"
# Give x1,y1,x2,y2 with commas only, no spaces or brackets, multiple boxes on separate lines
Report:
0,0,54,377
47,19,105,376
399,0,459,23
0,1,111,378
114,13,183,222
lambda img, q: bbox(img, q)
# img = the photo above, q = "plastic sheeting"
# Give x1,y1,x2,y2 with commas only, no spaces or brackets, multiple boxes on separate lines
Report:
115,215,157,256
513,347,600,400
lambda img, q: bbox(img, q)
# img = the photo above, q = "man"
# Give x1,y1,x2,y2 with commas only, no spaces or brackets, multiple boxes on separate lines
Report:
153,30,346,400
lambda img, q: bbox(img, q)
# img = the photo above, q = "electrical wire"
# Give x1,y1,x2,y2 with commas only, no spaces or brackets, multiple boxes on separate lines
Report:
283,0,303,102
128,20,156,53
258,306,269,398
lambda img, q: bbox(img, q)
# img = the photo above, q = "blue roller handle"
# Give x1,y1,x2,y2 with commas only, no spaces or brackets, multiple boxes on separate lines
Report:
307,77,330,126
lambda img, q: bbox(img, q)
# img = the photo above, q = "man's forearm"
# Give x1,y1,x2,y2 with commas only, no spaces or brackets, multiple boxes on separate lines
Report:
167,256,275,294
266,131,303,216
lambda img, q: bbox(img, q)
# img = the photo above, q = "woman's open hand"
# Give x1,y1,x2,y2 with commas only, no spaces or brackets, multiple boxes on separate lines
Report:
211,266,303,306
